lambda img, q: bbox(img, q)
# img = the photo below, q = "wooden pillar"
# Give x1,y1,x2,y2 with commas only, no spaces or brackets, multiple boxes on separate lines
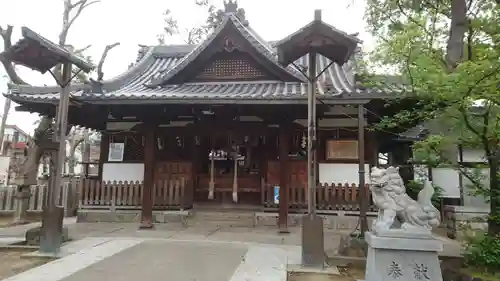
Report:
278,125,290,233
191,136,199,202
139,125,155,229
98,133,109,181
358,104,369,234
315,115,320,186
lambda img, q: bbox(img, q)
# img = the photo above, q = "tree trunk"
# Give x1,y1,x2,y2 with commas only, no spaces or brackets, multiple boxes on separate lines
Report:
488,157,500,235
0,98,11,155
445,0,467,71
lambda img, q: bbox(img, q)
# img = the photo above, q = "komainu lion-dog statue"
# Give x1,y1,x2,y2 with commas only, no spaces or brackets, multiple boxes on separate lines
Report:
369,166,440,233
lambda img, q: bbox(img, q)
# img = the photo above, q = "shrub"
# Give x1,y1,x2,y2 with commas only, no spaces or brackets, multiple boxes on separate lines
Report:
463,231,500,274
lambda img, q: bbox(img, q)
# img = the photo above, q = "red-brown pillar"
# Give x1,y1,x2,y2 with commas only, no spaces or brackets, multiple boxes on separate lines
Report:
278,125,290,233
139,125,155,229
98,133,109,181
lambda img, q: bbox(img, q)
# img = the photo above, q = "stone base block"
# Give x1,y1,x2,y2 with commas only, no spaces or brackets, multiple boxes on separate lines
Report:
26,226,70,246
338,235,367,257
364,231,443,281
77,210,191,225
254,212,376,231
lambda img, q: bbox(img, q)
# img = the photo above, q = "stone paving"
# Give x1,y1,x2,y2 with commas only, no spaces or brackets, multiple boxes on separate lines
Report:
0,218,463,281
3,237,303,281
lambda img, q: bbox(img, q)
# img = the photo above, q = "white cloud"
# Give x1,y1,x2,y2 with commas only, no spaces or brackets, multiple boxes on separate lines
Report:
0,0,372,135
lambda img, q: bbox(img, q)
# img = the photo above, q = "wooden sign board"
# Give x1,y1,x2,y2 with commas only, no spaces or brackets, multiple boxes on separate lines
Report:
89,145,100,162
326,140,359,160
108,143,125,162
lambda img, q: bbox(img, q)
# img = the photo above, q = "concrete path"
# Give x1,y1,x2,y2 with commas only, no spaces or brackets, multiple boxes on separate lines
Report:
0,220,462,257
0,220,464,281
3,237,302,281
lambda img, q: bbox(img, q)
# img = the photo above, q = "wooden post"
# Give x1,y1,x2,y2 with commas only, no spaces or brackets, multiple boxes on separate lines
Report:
278,125,289,233
358,104,368,234
232,152,238,203
140,125,155,229
208,152,215,199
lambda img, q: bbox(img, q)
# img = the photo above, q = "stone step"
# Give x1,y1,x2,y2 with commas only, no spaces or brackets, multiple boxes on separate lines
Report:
187,211,256,227
186,221,255,228
192,211,255,220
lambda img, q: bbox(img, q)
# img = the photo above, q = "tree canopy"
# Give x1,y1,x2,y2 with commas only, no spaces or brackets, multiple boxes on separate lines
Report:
365,0,500,240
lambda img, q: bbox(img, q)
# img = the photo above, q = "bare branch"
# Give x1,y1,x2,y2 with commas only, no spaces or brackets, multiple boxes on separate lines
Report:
97,42,120,81
74,44,92,54
70,0,86,9
66,0,100,38
55,0,100,76
60,0,100,46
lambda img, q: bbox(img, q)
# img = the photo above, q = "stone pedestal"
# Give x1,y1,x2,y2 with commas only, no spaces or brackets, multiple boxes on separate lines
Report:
362,231,443,281
301,214,325,267
39,206,65,254
12,185,31,225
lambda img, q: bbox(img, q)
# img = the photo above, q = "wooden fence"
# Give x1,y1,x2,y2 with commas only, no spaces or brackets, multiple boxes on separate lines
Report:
79,179,193,211
0,181,79,215
261,183,375,212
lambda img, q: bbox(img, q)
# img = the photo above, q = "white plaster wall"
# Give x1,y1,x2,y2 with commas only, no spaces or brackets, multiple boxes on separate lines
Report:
460,148,486,163
0,156,10,184
102,163,144,182
414,166,461,198
432,168,461,198
462,168,490,208
318,163,370,185
458,148,489,206
414,147,490,202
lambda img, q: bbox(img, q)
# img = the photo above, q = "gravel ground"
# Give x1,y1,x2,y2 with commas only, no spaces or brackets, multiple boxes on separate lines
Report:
0,249,50,280
287,267,364,281
0,218,12,228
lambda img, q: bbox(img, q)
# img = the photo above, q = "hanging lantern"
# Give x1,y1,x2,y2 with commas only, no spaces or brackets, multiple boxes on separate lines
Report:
301,133,307,149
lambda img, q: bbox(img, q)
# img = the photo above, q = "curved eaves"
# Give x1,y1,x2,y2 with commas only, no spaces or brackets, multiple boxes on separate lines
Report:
101,46,157,91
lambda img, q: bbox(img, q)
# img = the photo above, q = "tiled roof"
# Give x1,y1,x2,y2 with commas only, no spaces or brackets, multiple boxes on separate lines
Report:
397,124,429,141
147,13,305,86
8,51,399,103
6,13,404,104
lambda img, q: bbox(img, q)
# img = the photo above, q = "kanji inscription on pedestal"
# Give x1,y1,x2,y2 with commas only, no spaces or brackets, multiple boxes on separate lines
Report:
413,263,430,280
387,261,403,279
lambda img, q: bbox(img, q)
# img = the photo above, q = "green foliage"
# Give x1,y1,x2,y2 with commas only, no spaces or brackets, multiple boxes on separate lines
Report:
463,231,500,274
157,1,226,45
365,0,500,235
412,135,452,167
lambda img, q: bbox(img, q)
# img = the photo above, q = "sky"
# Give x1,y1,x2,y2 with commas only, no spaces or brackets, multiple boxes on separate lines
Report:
0,0,373,135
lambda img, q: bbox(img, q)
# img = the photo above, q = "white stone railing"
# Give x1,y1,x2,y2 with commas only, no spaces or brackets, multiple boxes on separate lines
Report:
0,181,78,215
